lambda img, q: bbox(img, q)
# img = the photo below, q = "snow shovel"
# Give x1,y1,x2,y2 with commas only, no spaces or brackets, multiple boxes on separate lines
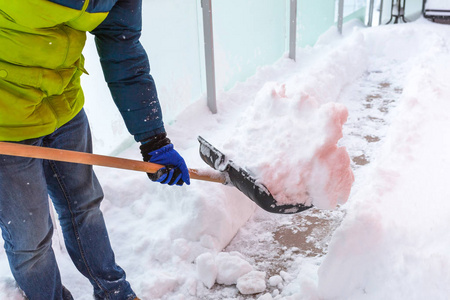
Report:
197,136,312,214
0,138,312,214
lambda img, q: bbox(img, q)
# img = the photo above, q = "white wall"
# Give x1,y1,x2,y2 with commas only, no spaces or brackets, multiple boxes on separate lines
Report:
141,0,204,122
298,0,336,47
212,0,287,90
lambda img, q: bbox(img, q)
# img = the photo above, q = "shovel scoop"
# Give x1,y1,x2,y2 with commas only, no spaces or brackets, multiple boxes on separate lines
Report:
198,136,312,214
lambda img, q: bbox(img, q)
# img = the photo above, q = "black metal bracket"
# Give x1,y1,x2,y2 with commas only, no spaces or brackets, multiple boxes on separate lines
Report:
387,0,407,24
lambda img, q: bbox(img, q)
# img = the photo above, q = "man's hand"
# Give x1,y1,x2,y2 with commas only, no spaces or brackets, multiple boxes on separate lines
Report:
140,134,190,186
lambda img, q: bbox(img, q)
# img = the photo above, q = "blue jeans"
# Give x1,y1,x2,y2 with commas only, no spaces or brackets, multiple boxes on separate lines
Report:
0,110,136,300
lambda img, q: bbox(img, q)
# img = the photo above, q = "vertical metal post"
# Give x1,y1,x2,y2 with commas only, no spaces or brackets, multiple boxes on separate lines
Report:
368,0,375,26
289,0,297,61
201,0,217,114
337,0,344,34
379,0,384,25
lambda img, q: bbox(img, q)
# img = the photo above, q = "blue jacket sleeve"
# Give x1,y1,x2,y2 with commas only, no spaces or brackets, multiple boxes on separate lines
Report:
90,0,165,142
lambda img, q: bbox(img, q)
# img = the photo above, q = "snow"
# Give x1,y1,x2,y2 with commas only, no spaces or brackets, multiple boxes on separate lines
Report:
318,20,450,299
2,15,450,300
236,271,266,295
215,252,254,286
196,252,217,289
268,275,283,288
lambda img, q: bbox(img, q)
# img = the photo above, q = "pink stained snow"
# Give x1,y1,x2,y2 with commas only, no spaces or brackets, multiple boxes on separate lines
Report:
242,87,355,209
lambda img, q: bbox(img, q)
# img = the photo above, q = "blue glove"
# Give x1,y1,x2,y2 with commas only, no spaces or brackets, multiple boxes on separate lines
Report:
140,134,190,186
147,144,190,186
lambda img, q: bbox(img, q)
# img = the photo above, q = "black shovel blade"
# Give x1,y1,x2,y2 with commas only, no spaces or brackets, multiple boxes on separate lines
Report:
198,136,226,171
198,136,313,214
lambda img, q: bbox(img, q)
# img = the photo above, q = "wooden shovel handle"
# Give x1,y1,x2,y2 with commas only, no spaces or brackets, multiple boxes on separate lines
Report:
0,142,225,184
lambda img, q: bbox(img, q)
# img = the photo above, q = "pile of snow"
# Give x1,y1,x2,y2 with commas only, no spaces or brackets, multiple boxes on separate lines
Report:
196,251,298,297
196,42,357,209
196,251,266,294
316,20,450,299
214,33,366,209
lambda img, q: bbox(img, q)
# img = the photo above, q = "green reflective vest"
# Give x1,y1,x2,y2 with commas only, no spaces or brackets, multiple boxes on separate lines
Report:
0,0,108,141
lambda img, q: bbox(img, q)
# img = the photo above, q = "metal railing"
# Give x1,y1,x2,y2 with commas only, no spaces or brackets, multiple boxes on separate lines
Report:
201,0,217,114
200,0,356,113
200,0,301,113
289,0,298,61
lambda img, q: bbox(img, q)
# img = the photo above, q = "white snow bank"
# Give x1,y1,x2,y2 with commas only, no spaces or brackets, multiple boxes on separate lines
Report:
317,22,450,299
